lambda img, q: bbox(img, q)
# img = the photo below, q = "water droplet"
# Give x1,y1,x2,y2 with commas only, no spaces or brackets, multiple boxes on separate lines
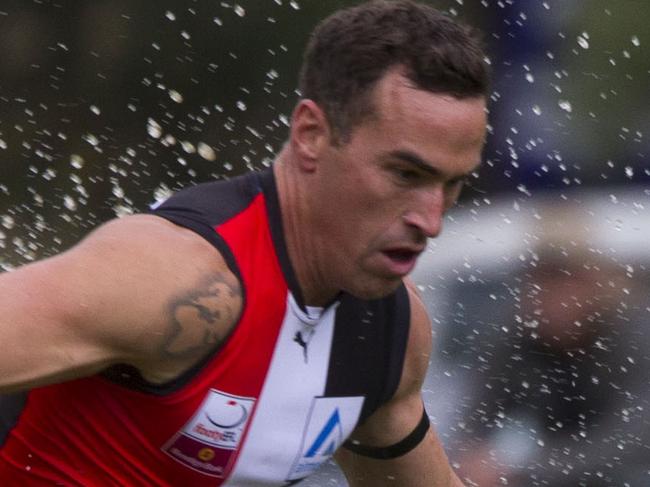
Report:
0,139,7,150
112,185,125,199
83,134,100,146
532,105,542,116
70,154,84,169
63,195,77,211
147,118,162,139
153,184,173,205
180,141,195,153
631,36,640,47
2,215,15,229
577,35,589,49
234,5,246,17
525,73,535,83
165,10,176,21
236,100,247,111
516,184,531,196
113,204,133,217
558,100,572,112
625,166,634,178
90,105,101,115
169,90,183,103
197,142,216,161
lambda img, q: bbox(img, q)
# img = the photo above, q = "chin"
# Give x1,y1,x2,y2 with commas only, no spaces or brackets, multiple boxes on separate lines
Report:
345,277,403,301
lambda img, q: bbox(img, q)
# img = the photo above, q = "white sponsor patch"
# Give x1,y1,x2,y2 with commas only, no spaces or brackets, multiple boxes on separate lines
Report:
162,389,256,477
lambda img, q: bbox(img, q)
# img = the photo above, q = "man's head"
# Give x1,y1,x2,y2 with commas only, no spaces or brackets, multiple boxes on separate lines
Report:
280,1,490,304
299,0,490,144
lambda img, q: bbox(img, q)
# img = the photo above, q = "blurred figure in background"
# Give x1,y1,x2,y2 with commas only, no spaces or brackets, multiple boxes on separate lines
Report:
436,207,650,486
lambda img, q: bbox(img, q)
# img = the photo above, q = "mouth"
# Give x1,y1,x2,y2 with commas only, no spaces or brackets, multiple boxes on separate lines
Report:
380,247,422,276
383,249,419,262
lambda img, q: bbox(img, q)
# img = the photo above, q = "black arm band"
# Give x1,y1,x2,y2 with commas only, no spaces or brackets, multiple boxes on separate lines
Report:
342,407,430,460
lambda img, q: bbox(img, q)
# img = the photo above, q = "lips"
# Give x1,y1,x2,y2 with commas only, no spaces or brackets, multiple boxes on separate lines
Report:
384,249,419,262
380,247,423,276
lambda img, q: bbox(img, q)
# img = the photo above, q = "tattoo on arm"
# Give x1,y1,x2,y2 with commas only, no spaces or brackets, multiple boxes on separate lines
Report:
163,273,242,359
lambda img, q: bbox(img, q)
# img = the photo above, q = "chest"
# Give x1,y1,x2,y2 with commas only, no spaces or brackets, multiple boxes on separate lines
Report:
162,294,365,485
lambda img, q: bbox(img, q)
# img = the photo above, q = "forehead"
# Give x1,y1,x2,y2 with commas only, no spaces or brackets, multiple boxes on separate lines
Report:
368,70,487,166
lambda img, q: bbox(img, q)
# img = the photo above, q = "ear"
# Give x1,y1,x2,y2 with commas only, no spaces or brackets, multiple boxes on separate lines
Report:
289,99,332,172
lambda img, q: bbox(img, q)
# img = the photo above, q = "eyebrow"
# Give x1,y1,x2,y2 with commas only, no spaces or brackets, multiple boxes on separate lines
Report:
389,150,478,180
388,150,444,177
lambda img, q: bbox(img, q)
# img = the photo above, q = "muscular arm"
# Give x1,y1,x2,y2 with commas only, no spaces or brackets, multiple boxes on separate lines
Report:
0,215,242,392
335,282,464,486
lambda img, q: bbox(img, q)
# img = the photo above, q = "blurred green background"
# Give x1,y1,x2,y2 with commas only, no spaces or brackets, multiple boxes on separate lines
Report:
0,0,647,265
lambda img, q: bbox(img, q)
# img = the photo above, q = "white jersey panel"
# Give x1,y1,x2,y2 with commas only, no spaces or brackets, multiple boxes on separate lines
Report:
225,293,363,485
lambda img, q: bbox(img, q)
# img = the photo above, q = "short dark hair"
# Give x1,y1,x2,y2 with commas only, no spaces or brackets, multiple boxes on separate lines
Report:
299,0,490,142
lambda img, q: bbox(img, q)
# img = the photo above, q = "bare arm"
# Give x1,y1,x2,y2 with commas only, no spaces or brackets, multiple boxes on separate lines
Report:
0,214,242,392
335,282,464,486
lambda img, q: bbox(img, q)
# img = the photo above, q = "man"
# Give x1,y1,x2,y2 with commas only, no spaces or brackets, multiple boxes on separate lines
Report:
0,1,489,485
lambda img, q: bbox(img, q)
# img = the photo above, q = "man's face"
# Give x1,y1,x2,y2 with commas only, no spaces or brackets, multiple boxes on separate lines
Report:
310,69,487,300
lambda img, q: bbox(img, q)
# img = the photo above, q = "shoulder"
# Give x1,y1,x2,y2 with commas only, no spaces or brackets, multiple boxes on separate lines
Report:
61,215,244,378
77,214,225,264
0,213,244,390
66,214,238,291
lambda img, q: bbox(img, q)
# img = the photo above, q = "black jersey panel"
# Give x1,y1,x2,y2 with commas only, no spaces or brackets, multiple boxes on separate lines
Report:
379,283,411,407
153,171,262,228
324,283,411,423
0,393,27,448
149,172,262,278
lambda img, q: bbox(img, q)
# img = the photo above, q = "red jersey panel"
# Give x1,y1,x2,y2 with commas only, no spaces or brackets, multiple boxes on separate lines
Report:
0,169,410,486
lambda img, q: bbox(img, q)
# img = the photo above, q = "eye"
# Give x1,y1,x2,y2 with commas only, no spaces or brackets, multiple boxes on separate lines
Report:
446,175,468,189
393,167,422,184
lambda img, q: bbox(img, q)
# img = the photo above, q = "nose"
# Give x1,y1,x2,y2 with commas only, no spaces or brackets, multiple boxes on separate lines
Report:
402,186,446,239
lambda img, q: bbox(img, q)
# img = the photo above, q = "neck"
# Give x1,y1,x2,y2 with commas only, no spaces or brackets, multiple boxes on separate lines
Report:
273,152,337,307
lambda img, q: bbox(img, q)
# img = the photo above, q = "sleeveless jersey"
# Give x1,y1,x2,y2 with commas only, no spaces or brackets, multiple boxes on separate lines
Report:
0,168,410,486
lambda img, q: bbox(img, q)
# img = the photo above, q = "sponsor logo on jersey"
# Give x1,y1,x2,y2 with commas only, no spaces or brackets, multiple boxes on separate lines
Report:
287,396,364,481
293,328,315,363
162,389,256,477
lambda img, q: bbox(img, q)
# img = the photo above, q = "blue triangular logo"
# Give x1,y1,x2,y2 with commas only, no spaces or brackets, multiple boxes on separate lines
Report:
305,408,342,458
